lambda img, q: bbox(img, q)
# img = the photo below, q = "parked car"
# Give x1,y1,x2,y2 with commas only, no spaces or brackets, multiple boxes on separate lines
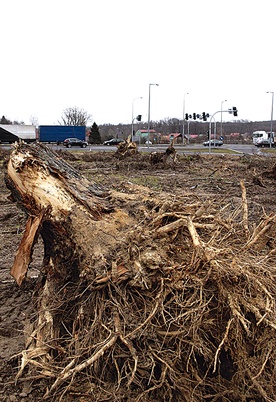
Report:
203,139,223,147
103,138,125,146
63,138,88,148
145,140,152,145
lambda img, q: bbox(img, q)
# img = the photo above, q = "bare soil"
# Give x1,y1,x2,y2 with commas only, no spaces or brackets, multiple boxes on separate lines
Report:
1,147,276,401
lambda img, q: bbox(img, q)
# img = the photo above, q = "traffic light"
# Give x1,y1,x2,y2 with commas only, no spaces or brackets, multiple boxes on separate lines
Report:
136,114,142,121
185,113,189,120
233,107,238,117
202,112,206,121
193,113,196,120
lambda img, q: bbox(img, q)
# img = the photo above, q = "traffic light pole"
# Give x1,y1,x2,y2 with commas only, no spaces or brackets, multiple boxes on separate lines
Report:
184,108,237,153
182,93,189,145
131,97,142,142
131,118,136,143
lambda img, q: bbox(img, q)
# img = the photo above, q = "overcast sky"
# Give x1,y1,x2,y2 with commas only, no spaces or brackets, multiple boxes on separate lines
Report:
1,0,275,127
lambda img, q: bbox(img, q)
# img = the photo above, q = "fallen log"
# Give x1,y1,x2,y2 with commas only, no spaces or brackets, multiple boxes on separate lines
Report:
5,142,276,401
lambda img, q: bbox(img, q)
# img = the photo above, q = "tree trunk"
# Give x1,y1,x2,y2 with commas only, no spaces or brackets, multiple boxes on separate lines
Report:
6,143,135,358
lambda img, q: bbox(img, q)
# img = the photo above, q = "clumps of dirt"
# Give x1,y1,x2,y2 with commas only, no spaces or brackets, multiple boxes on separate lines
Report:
262,161,276,179
80,150,115,163
0,147,10,160
55,148,79,161
0,278,44,401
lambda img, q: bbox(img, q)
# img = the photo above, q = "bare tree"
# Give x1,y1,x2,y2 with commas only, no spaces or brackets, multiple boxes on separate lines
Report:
29,115,38,126
59,107,92,126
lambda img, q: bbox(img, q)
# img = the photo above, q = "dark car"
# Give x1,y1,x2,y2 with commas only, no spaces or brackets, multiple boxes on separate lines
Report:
103,138,125,146
203,139,223,147
63,138,88,148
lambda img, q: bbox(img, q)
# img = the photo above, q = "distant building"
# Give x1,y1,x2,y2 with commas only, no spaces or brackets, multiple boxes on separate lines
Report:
133,129,161,143
0,124,37,143
162,133,182,143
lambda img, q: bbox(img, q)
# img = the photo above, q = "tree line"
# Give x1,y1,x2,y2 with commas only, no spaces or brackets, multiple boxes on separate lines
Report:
97,118,274,142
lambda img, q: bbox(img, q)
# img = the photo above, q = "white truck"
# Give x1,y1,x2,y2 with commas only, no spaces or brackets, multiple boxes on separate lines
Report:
252,131,275,147
0,124,37,143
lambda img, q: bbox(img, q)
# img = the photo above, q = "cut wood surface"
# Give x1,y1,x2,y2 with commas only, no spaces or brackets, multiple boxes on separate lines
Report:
3,143,276,401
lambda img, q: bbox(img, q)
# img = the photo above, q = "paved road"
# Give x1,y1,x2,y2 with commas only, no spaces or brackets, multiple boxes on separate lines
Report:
0,143,268,155
69,143,259,155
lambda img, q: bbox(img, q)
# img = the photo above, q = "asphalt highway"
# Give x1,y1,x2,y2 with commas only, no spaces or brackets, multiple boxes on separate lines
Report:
0,143,271,155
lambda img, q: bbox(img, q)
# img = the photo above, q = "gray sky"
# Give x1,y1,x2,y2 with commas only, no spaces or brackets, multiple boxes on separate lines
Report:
1,0,275,126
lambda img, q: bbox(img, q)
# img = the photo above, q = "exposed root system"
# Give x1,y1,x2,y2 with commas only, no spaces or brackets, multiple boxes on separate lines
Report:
4,144,276,401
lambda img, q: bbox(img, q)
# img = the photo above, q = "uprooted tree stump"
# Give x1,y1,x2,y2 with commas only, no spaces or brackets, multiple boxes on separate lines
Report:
150,141,177,166
115,135,139,158
5,142,276,401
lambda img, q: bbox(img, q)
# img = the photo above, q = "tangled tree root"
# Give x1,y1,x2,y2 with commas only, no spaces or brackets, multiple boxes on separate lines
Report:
115,135,139,158
150,142,177,166
5,143,276,402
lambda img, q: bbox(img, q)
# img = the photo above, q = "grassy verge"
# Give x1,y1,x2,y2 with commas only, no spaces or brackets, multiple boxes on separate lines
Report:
184,147,238,154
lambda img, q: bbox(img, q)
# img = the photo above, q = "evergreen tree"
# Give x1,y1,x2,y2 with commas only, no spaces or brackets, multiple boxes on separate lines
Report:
0,115,12,124
89,122,101,144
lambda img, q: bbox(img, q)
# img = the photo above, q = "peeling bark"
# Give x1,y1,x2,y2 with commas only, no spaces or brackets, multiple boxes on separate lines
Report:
11,210,45,285
5,143,118,283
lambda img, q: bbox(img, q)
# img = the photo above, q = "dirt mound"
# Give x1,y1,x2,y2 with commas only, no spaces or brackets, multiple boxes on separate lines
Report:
1,147,276,401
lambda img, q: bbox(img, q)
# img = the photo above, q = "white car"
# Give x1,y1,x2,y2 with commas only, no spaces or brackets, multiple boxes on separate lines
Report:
203,139,223,147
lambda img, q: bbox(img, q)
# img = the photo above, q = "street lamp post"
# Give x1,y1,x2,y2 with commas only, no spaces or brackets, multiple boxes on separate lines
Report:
209,107,237,153
266,91,274,148
182,92,189,145
208,115,217,154
209,110,228,153
220,99,227,139
131,97,142,142
187,120,191,142
147,83,159,147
